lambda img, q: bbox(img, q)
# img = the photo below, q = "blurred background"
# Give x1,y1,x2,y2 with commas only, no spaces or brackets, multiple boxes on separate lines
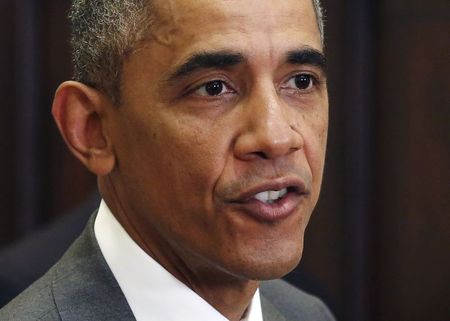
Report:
0,0,448,320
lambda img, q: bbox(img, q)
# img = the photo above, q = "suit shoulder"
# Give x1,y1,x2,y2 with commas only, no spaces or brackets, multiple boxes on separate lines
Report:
260,279,336,321
0,270,61,321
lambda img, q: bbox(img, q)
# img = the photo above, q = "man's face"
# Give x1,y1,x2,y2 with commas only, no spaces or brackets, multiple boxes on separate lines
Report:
106,0,328,280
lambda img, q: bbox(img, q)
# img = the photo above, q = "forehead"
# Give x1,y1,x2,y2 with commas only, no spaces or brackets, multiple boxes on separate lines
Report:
153,0,317,23
149,0,322,54
121,0,323,95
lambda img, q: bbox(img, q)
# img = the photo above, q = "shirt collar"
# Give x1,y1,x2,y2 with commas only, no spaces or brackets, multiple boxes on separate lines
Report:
94,200,263,321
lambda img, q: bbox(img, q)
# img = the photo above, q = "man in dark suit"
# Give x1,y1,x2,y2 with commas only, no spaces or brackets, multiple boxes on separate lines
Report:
0,191,100,308
0,0,335,320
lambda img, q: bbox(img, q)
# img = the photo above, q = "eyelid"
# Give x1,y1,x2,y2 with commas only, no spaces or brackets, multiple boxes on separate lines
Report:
187,76,237,97
193,80,234,97
280,72,321,92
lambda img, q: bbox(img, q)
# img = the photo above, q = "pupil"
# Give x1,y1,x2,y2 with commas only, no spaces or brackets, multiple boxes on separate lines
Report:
295,75,311,90
205,81,223,96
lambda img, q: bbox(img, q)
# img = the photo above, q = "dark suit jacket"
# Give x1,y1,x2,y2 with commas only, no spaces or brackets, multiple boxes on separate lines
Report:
0,214,335,321
0,192,100,307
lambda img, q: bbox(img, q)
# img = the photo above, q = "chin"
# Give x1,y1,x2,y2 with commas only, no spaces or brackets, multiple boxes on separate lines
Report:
253,262,301,281
223,241,304,281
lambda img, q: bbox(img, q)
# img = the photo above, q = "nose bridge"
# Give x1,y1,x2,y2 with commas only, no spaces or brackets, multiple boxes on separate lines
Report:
236,79,303,159
250,85,289,134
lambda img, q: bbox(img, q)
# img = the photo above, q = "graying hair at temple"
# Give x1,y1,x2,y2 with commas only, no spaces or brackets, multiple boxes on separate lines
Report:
69,0,325,105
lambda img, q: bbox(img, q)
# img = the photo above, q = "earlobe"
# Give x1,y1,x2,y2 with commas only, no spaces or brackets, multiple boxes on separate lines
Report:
52,81,115,176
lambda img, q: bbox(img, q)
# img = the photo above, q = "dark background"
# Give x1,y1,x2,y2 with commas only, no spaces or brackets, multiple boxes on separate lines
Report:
0,0,449,320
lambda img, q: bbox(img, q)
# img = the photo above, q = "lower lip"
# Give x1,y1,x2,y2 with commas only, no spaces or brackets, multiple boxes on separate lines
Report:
231,192,303,222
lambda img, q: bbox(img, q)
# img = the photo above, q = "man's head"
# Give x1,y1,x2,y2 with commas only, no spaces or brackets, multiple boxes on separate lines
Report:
53,0,328,286
69,0,324,104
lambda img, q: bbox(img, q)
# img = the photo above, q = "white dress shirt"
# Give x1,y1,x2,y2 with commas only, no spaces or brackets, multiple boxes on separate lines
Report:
94,200,263,321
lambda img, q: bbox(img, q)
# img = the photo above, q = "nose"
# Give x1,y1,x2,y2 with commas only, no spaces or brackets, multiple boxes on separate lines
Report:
234,87,304,161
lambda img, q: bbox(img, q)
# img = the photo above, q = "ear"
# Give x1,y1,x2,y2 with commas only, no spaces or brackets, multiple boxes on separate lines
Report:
52,81,115,176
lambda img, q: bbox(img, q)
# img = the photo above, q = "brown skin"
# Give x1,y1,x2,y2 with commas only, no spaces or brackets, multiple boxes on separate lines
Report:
52,0,328,320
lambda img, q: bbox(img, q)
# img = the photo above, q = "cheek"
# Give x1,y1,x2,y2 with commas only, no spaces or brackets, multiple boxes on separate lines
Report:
302,110,328,179
148,113,230,197
309,106,328,147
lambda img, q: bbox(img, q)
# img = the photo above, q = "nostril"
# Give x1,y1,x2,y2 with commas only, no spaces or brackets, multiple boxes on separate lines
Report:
233,121,303,160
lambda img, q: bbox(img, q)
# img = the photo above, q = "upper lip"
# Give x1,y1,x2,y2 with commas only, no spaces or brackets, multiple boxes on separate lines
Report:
226,176,309,203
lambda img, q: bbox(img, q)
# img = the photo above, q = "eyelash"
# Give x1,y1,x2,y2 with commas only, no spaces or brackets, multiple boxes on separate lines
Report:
189,72,321,98
282,73,320,92
193,80,235,97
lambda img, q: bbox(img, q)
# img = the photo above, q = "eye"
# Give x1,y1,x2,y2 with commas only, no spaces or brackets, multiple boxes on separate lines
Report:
285,74,315,91
194,80,234,97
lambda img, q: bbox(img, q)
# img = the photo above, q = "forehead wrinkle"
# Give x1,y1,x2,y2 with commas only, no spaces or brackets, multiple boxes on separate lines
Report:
149,0,185,47
135,0,323,84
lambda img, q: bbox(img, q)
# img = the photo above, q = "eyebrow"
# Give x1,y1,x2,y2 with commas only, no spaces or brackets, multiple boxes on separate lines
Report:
166,48,326,84
286,48,327,72
167,51,245,82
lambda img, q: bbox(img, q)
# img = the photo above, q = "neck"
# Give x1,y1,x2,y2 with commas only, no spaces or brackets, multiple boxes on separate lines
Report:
99,178,259,321
168,254,260,321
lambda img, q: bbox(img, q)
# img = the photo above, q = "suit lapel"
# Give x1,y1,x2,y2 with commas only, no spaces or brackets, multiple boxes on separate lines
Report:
51,213,136,321
260,293,287,321
48,212,293,321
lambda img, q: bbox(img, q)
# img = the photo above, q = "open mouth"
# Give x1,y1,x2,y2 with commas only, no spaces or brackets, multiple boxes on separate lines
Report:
228,180,306,205
225,180,307,221
253,187,298,204
232,185,303,221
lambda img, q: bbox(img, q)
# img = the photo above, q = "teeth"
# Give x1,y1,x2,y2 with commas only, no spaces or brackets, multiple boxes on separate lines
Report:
254,188,288,204
255,191,270,203
279,188,288,198
269,190,280,200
